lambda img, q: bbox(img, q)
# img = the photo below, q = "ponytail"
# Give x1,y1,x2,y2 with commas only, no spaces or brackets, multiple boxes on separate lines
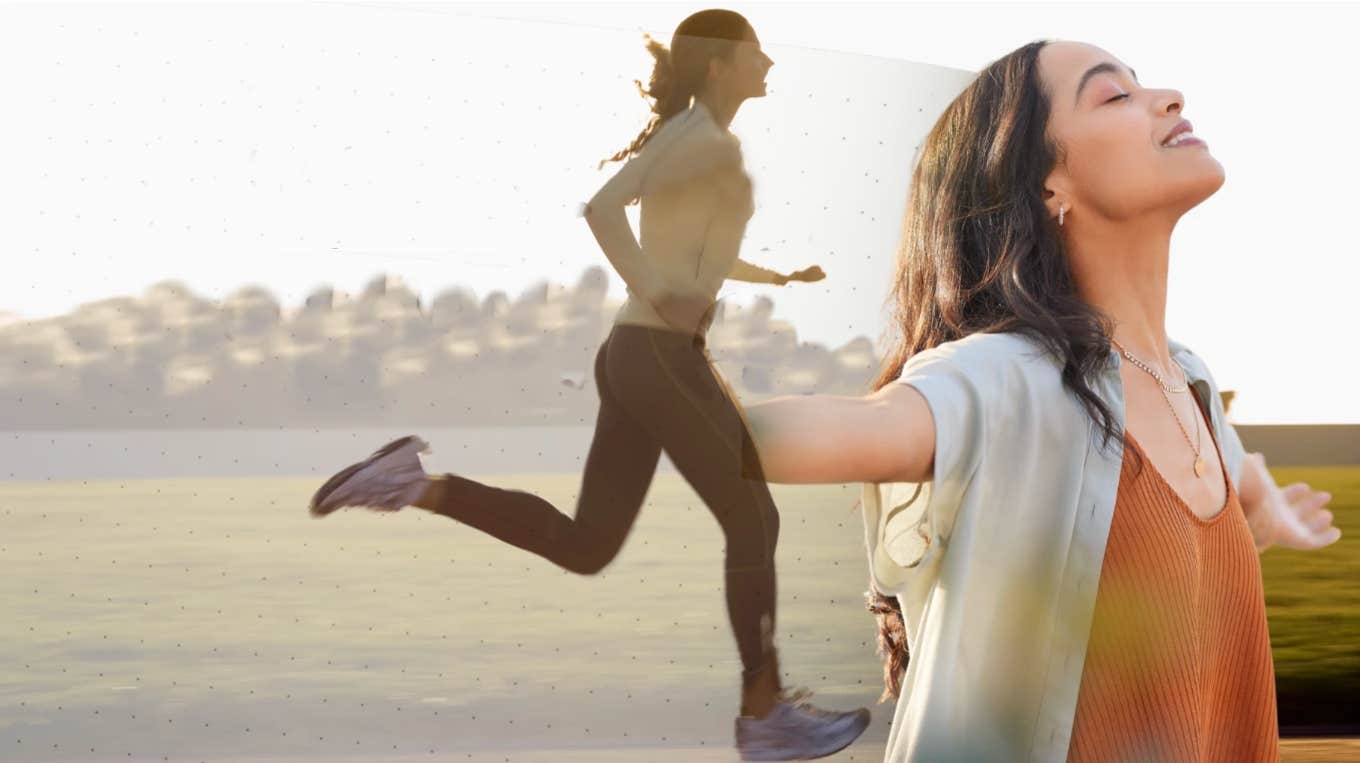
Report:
597,34,698,170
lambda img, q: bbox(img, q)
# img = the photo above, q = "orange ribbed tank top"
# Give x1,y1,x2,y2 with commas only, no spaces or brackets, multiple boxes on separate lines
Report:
1067,410,1279,762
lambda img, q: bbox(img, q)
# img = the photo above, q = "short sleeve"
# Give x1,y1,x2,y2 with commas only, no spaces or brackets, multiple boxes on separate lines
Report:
894,340,994,490
862,333,1026,591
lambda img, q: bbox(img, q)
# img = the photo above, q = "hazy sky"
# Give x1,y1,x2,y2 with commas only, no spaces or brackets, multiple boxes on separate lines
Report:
3,1,1357,424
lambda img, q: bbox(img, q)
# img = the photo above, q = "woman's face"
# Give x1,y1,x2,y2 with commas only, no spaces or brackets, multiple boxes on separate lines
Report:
1038,41,1223,225
716,28,774,99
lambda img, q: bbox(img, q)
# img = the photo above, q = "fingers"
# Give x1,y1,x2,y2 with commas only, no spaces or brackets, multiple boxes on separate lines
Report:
1285,484,1332,513
1282,482,1311,501
1269,481,1342,550
1294,490,1342,549
1306,509,1335,533
1304,525,1343,549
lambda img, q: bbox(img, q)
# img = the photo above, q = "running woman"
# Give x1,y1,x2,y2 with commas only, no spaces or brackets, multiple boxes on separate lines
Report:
308,9,870,760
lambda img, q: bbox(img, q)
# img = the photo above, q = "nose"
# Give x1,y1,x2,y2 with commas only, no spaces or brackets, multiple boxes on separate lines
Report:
1155,88,1184,115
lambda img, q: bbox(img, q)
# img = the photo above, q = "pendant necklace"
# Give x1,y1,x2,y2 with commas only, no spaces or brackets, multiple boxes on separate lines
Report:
1112,338,1205,477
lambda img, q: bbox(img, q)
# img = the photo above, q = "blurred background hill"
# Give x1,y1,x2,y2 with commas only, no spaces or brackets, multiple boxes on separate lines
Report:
0,269,879,431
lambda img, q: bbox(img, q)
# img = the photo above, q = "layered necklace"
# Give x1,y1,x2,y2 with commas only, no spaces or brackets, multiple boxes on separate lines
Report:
1111,337,1206,478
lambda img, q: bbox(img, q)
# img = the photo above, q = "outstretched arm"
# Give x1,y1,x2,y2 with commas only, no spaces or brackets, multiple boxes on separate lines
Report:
743,336,1007,488
742,383,937,485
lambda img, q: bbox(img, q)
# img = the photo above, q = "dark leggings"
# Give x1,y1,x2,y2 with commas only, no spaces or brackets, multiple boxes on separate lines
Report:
432,323,782,692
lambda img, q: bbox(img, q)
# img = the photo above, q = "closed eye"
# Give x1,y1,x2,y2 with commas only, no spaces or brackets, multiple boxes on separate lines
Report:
1105,92,1130,103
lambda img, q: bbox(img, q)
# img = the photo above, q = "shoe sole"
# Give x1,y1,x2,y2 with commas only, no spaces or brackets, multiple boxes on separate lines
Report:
309,435,427,517
813,709,871,759
737,708,871,761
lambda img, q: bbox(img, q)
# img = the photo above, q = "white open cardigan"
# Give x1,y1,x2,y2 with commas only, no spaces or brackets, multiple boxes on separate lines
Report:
859,330,1247,762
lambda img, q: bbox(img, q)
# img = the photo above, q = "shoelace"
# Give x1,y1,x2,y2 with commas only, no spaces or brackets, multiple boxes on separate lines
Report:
776,686,842,720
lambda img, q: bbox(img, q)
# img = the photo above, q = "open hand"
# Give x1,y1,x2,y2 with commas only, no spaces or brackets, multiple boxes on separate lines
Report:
1247,455,1341,551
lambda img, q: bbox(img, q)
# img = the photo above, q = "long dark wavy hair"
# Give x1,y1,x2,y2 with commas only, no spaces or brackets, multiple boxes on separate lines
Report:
597,9,753,171
862,40,1146,702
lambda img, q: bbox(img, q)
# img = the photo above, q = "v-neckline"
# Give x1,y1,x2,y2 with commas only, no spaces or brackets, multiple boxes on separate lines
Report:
1122,393,1233,525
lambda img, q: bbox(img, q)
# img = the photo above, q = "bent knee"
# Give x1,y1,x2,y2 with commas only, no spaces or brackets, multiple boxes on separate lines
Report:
565,543,622,576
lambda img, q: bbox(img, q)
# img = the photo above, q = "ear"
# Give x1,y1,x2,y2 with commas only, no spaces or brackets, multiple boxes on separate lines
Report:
1042,189,1065,222
706,56,726,83
1042,167,1070,222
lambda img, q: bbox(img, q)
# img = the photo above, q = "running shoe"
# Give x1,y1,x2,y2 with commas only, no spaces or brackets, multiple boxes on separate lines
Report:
735,686,871,761
309,435,431,517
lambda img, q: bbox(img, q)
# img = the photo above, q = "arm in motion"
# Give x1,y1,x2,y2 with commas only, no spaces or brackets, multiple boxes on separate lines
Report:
728,258,788,285
582,120,743,302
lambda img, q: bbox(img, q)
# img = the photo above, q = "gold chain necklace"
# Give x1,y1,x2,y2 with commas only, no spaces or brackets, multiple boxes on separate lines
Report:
1111,338,1189,393
1112,338,1206,477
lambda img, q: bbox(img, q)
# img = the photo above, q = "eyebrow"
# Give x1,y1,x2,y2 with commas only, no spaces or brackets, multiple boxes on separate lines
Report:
1074,61,1139,103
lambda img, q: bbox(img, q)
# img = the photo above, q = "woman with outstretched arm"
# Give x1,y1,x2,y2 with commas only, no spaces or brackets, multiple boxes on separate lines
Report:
732,39,1340,763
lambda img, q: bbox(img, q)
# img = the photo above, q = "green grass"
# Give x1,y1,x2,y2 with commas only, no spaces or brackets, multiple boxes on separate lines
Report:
1258,466,1360,727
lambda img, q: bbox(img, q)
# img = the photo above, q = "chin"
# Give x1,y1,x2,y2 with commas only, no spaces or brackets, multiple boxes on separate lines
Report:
1168,156,1226,209
1191,161,1227,201
1171,172,1225,214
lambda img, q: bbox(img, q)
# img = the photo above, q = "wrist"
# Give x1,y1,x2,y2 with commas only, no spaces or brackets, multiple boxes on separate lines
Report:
1245,483,1280,552
1257,487,1281,550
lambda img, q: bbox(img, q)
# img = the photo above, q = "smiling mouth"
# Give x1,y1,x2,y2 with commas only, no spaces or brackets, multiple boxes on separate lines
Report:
1161,120,1204,148
1162,131,1206,148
